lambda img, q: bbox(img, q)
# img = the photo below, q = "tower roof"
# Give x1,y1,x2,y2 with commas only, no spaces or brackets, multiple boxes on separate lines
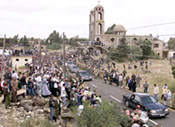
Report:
95,0,103,8
95,4,104,8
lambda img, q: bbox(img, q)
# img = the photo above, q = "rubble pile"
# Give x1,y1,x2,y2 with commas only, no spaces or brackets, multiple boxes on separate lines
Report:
0,97,51,127
0,96,76,127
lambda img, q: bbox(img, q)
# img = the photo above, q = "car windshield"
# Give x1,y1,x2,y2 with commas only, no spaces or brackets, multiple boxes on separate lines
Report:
141,96,157,104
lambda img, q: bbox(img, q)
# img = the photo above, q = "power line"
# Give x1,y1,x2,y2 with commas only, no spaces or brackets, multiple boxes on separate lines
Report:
128,21,175,30
155,34,175,37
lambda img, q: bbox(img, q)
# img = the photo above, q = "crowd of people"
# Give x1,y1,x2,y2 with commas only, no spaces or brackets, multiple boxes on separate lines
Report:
122,105,149,127
102,60,173,107
0,45,174,127
0,48,103,122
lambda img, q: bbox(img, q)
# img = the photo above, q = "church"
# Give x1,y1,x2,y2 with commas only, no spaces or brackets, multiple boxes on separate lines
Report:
89,4,169,58
89,4,153,47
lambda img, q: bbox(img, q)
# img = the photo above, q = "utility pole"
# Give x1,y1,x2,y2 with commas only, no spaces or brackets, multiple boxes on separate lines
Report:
39,41,42,73
63,32,66,78
1,34,6,79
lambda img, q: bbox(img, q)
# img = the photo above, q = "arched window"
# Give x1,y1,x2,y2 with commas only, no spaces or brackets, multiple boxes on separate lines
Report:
16,59,19,61
111,38,115,42
96,38,100,42
25,59,28,62
98,12,103,20
98,23,102,35
133,38,137,41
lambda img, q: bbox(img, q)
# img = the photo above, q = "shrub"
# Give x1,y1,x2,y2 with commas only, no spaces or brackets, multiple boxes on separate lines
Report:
172,70,175,78
172,66,175,71
76,101,128,127
47,43,62,50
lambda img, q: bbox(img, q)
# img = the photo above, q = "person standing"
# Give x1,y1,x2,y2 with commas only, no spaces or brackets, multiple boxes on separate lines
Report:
54,96,62,122
143,81,149,93
11,79,17,102
166,89,172,106
49,95,55,121
20,73,26,88
119,74,123,87
128,78,132,91
109,71,113,85
3,80,10,109
161,84,168,101
61,84,67,107
122,69,127,78
132,79,137,92
103,70,108,84
125,76,130,88
136,74,142,87
153,84,159,101
27,78,35,97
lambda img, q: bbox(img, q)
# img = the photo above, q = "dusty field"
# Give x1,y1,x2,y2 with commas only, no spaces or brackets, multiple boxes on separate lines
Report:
114,59,175,94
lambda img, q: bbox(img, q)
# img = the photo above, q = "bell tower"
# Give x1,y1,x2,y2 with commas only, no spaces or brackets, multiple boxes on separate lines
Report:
89,3,104,42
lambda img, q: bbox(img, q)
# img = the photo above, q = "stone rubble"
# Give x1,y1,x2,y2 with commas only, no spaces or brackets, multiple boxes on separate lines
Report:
0,97,50,127
0,96,75,127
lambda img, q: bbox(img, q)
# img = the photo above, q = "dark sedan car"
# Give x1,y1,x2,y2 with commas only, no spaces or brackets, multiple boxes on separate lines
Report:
76,70,93,82
123,93,169,118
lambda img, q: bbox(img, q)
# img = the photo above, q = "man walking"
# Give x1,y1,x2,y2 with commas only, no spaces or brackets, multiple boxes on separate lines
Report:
153,84,159,101
143,81,149,93
49,95,55,121
103,70,108,84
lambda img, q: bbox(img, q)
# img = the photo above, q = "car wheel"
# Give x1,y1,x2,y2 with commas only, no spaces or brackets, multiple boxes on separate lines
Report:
125,101,129,107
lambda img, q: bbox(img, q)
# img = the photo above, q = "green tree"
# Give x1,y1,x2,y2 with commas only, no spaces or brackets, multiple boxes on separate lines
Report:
168,38,175,50
77,101,129,127
47,43,62,50
139,40,153,59
47,30,63,44
45,31,68,50
129,45,143,61
20,35,29,46
108,37,130,62
12,35,19,44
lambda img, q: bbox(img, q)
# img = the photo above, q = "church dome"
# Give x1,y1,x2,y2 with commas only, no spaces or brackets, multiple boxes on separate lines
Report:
113,25,126,32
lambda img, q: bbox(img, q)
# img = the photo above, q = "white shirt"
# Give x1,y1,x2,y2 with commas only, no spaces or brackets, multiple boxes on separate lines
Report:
12,72,18,79
60,81,64,87
153,86,159,94
119,75,123,81
36,76,42,82
167,90,171,100
1,81,5,88
61,87,67,97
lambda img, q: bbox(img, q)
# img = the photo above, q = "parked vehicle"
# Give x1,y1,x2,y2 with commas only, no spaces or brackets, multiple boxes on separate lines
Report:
76,70,93,82
123,93,169,118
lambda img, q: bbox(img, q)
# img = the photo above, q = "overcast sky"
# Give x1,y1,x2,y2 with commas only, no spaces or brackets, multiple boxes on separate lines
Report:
0,0,175,41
